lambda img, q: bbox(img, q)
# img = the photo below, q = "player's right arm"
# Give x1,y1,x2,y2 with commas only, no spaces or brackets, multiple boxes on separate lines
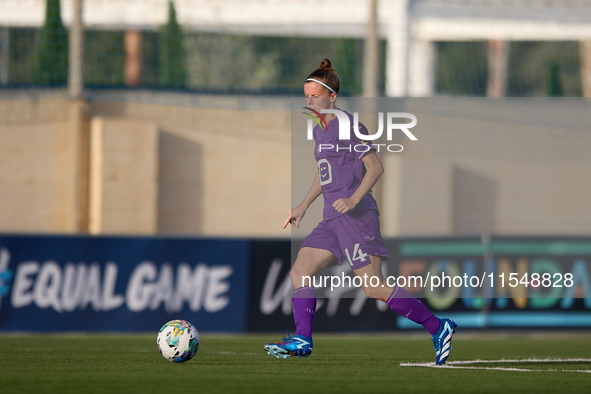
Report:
283,171,322,229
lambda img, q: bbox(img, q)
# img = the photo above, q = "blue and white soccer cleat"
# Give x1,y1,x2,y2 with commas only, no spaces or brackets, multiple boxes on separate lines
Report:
264,331,313,359
432,318,457,365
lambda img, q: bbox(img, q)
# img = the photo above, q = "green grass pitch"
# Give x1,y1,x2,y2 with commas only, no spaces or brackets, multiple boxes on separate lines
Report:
1,333,590,393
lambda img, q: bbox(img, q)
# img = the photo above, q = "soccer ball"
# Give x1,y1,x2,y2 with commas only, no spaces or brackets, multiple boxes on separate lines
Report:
157,320,200,362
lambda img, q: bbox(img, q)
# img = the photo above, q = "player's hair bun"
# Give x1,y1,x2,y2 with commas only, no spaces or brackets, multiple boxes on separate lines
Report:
305,58,340,94
319,59,334,72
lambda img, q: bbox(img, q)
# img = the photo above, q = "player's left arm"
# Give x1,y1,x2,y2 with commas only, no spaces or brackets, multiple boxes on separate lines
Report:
332,151,383,214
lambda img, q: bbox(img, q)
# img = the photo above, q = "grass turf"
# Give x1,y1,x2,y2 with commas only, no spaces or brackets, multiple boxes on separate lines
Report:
1,333,590,393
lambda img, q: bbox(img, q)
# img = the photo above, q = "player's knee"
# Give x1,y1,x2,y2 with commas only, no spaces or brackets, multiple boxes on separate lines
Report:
361,285,380,300
290,268,314,288
290,269,303,288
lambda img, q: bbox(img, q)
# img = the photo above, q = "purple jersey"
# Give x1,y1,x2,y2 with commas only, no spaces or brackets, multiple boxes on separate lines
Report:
313,109,379,221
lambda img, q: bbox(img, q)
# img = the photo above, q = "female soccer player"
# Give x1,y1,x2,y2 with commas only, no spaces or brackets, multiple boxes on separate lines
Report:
264,59,456,365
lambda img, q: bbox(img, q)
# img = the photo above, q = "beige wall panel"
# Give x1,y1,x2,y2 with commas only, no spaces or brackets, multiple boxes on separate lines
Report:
396,156,453,236
395,105,591,236
90,118,159,234
379,154,403,237
88,100,291,237
0,97,69,126
89,101,290,143
157,131,204,234
158,128,290,237
100,182,159,233
450,159,591,235
0,121,72,232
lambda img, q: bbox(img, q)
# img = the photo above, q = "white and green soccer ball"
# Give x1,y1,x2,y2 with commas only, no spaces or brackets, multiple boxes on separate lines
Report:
157,320,200,363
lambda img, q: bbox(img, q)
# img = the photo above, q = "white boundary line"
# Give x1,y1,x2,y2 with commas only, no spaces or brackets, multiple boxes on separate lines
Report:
400,358,591,373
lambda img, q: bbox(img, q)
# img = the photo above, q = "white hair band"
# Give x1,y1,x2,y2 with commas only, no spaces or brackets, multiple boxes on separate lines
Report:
305,78,337,94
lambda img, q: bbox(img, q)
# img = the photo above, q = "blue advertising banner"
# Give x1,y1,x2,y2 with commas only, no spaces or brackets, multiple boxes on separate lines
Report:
0,235,250,332
394,237,591,329
1,236,589,332
246,237,591,332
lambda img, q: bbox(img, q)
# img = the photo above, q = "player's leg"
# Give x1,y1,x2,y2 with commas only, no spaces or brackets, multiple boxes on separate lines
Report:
352,256,440,333
351,254,394,300
290,246,337,339
264,224,339,359
353,257,457,365
337,210,440,334
337,210,457,364
291,246,337,290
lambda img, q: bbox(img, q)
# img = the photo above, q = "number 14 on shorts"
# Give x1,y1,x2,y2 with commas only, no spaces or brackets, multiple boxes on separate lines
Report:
344,243,368,267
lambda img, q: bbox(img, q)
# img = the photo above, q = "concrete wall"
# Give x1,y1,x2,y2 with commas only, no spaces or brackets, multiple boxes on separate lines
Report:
89,117,159,234
380,99,591,236
0,91,291,236
0,96,77,232
87,96,291,236
0,92,590,237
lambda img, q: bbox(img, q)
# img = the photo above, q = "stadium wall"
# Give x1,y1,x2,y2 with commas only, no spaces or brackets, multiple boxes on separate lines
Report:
382,99,591,236
1,92,591,237
0,91,291,237
0,95,77,232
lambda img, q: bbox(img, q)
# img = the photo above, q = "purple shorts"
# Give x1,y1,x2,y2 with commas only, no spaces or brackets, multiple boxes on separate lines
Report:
300,209,390,270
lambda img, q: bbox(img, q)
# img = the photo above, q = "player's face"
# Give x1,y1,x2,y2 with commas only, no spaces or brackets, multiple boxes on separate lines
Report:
304,82,336,111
